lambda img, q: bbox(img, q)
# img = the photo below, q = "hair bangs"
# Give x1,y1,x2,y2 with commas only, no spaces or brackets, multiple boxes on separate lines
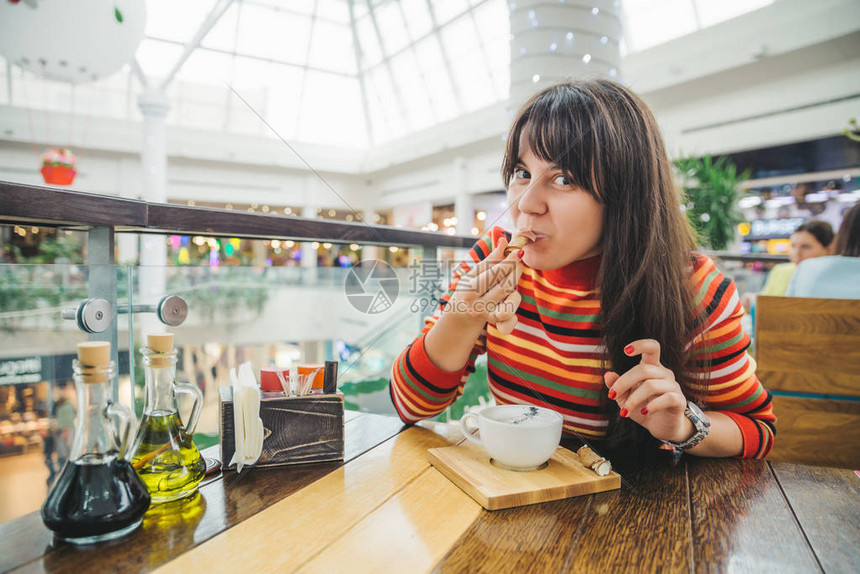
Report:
503,86,601,200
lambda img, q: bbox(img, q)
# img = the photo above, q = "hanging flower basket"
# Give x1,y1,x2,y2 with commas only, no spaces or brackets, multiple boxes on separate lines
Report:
41,148,77,185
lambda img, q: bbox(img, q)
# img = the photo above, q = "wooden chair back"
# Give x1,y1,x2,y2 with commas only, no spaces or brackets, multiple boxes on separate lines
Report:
756,296,860,468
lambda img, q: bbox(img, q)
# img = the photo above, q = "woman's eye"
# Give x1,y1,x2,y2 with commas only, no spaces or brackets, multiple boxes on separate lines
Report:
553,174,571,186
513,168,530,181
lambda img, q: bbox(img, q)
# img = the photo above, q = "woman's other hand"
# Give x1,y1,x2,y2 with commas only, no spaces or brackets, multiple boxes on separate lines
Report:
603,339,695,444
446,236,524,334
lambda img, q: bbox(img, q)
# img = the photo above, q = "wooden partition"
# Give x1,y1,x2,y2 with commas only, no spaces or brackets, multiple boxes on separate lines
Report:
756,296,860,468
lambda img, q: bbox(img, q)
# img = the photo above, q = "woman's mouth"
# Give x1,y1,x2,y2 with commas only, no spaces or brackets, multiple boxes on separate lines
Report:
516,229,537,242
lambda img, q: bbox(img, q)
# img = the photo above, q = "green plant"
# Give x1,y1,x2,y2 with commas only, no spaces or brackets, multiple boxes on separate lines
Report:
844,117,860,142
674,155,750,250
434,360,491,422
17,236,83,264
0,267,89,334
165,268,269,323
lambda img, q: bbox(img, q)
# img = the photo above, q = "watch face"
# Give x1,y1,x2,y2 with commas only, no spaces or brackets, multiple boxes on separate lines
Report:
688,402,710,426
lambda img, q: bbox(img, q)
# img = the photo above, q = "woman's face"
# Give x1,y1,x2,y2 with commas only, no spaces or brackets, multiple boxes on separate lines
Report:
789,230,828,264
507,141,604,270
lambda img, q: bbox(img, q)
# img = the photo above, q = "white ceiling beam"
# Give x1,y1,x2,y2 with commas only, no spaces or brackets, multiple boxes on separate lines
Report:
360,0,492,76
130,58,148,88
424,0,465,114
366,0,412,133
348,0,375,145
394,0,439,126
158,0,236,91
146,35,360,78
467,7,500,101
293,0,320,138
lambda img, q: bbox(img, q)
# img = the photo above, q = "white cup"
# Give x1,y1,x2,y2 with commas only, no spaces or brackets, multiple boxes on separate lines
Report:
459,405,563,471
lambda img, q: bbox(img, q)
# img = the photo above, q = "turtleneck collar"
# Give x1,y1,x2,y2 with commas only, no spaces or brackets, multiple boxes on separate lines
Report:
538,253,602,289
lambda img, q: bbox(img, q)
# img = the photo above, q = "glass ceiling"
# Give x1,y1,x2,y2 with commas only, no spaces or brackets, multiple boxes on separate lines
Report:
0,0,773,150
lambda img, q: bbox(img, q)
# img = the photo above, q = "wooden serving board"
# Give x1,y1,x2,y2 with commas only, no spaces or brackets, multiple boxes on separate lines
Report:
427,443,621,510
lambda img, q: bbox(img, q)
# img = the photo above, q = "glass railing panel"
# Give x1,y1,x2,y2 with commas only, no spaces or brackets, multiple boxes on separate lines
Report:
128,264,426,446
0,263,134,524
127,260,490,447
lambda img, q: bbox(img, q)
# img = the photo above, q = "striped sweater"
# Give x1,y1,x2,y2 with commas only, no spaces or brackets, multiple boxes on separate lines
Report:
390,226,776,459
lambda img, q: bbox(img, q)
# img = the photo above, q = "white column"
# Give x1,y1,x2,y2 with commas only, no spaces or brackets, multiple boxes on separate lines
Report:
137,90,170,336
252,239,268,267
362,207,381,262
453,157,473,259
298,340,324,364
116,158,140,265
509,0,623,106
300,204,319,269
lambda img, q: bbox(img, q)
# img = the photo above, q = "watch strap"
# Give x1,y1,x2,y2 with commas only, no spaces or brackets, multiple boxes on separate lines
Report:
662,401,710,450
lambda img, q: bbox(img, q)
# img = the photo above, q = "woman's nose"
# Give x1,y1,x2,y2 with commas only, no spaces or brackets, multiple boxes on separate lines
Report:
514,181,547,215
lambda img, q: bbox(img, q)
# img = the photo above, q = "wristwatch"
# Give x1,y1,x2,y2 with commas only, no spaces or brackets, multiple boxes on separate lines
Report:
662,401,711,450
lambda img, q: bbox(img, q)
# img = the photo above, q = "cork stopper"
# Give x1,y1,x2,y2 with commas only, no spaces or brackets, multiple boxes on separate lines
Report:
145,332,175,367
78,341,110,366
77,341,111,384
147,333,174,353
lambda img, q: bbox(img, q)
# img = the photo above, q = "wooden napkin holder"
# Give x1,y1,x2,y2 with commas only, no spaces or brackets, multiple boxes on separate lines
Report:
219,387,344,470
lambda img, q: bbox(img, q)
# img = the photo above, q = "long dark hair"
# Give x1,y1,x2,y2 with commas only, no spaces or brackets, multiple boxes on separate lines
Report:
501,79,706,450
834,203,860,257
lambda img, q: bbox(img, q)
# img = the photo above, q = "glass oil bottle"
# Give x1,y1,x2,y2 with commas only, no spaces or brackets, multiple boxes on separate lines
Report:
41,341,150,544
130,333,205,504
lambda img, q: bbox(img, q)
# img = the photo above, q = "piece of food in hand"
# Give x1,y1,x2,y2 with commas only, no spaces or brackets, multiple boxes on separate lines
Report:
576,446,612,476
504,230,535,255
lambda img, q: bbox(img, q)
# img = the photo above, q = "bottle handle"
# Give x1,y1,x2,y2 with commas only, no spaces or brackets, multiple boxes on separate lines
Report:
105,401,133,461
174,381,203,437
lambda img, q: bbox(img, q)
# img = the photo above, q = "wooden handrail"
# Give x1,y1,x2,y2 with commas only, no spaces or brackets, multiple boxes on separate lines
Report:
0,180,474,248
0,180,793,261
706,251,789,263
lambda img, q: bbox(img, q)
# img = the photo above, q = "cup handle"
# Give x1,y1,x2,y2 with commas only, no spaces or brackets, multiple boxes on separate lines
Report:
105,401,132,461
174,381,203,437
459,411,482,445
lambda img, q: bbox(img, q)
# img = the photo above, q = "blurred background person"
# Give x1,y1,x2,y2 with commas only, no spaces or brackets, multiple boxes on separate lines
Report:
40,416,56,487
51,382,75,474
786,203,860,299
742,219,835,312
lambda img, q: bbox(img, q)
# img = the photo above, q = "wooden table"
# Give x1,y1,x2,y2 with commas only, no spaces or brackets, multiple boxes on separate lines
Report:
1,410,858,573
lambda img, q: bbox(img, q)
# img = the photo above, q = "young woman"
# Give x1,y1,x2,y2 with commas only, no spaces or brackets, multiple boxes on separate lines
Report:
390,80,776,459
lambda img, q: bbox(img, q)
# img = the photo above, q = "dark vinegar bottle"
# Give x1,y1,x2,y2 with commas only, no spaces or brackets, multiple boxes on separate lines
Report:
41,342,150,544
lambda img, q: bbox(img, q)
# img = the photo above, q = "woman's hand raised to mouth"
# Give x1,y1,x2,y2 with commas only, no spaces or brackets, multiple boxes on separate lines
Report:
446,236,525,335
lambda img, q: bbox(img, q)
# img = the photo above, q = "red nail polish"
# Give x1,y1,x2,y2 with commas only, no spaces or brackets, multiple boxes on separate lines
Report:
624,345,634,355
608,389,616,400
641,407,648,415
517,249,524,259
619,407,628,418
